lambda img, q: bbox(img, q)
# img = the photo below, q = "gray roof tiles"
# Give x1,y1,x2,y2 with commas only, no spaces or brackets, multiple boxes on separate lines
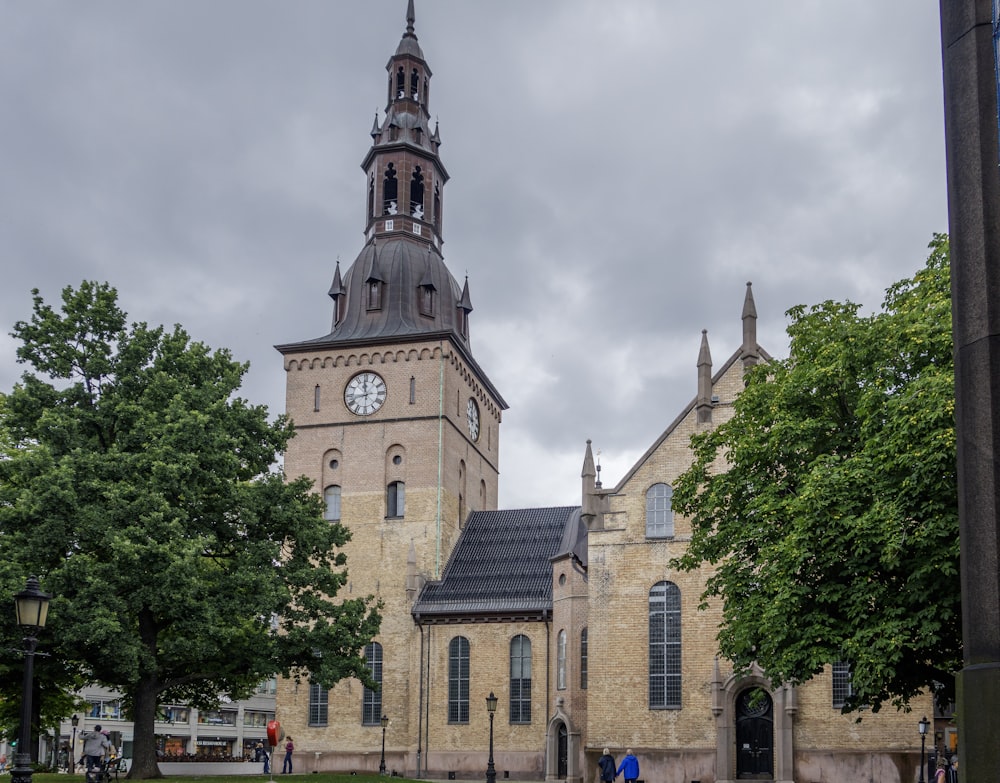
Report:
412,506,582,622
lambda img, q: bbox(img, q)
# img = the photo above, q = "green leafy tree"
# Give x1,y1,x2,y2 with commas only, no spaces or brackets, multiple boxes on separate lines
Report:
0,282,381,778
672,235,958,713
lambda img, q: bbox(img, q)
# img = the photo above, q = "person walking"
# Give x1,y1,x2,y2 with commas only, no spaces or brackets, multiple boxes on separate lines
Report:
616,749,639,783
281,736,294,774
79,725,111,776
598,748,617,783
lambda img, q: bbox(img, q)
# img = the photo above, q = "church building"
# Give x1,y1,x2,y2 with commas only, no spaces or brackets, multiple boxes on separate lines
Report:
274,5,934,782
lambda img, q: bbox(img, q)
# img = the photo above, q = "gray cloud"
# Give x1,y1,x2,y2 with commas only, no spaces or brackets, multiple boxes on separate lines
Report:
0,0,947,508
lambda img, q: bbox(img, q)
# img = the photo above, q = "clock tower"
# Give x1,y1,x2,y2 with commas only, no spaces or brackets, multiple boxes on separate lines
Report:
274,0,506,758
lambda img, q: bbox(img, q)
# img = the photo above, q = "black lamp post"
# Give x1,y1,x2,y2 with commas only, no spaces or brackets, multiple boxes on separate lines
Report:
918,716,930,783
11,577,51,783
379,714,388,775
70,715,79,773
485,692,498,783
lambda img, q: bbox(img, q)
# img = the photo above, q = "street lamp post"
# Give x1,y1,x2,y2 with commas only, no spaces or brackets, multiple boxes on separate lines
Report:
10,577,51,783
379,715,388,775
70,716,79,773
485,692,498,783
918,716,930,783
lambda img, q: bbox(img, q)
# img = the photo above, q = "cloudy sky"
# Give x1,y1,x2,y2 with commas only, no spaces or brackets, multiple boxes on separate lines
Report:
1,1,948,509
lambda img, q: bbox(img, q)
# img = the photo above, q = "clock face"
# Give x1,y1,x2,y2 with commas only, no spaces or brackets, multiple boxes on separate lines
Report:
466,398,480,441
344,372,387,416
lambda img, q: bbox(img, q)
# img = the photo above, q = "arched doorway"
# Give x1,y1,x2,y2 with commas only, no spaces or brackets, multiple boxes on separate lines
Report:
735,687,773,779
545,699,582,783
557,724,568,778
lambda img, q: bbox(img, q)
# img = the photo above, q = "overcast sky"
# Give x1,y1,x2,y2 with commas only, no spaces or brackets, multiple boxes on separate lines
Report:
1,1,948,509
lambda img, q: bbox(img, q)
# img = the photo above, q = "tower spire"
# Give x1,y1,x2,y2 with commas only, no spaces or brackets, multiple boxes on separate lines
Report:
741,281,759,371
696,329,713,424
405,0,416,38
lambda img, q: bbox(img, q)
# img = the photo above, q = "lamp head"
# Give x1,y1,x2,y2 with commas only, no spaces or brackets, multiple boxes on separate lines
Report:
71,715,79,728
919,716,930,735
485,691,498,715
14,576,51,630
380,714,389,729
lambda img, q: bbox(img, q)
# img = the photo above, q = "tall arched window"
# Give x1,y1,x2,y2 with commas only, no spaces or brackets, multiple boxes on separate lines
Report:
646,483,674,538
434,183,441,231
324,485,341,521
448,636,470,723
383,163,398,215
363,642,383,725
510,635,531,723
649,581,681,708
387,481,405,518
410,166,425,218
395,66,405,98
556,629,567,690
410,68,420,100
580,628,588,690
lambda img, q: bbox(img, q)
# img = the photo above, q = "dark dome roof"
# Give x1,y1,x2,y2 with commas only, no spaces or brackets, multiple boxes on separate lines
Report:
302,238,469,349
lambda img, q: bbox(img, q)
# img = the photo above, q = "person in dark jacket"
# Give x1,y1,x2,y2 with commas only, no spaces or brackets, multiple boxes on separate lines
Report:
598,748,616,783
616,749,639,783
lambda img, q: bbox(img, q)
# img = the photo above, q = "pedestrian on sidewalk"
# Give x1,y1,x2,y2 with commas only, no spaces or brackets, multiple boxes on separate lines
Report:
616,749,639,783
598,748,617,783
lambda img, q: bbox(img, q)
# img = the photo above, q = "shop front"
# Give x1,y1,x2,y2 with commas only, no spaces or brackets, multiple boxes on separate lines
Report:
195,738,235,760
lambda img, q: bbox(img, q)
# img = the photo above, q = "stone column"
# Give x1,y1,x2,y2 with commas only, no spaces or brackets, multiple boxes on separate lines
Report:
938,1,1000,779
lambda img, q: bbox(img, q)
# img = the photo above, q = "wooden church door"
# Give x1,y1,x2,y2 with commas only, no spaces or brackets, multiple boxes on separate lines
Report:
735,688,774,779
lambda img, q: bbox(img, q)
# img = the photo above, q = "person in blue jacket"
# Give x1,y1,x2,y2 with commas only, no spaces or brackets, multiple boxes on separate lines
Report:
616,749,639,783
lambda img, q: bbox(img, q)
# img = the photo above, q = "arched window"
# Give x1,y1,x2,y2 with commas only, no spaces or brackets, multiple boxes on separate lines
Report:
646,483,674,538
420,285,435,316
649,581,681,708
367,280,382,311
395,66,405,99
383,163,398,215
386,481,405,518
308,681,328,726
324,485,341,521
363,642,383,724
410,166,425,218
556,629,567,690
410,68,420,100
580,628,588,690
434,183,441,231
368,173,375,219
448,636,470,723
510,635,531,723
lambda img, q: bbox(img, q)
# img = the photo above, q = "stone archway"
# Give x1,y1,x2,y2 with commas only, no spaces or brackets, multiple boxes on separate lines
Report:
712,663,796,783
545,698,582,783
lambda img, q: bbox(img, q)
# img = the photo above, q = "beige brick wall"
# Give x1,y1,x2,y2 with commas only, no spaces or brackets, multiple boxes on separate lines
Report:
276,337,504,768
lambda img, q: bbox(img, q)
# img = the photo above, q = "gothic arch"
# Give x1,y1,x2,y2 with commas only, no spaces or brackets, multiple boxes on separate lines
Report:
712,662,796,783
545,697,582,783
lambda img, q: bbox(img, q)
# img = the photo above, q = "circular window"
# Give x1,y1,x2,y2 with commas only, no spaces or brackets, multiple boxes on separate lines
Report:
329,459,339,469
392,455,402,465
558,574,566,586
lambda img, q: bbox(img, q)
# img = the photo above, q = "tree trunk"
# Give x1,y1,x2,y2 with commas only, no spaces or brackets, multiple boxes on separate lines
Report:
127,675,163,779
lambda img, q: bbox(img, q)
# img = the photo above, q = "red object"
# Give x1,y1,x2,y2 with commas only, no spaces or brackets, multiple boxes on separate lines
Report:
266,720,284,748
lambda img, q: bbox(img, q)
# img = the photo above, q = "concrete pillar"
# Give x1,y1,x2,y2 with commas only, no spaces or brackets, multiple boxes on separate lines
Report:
938,1,1000,779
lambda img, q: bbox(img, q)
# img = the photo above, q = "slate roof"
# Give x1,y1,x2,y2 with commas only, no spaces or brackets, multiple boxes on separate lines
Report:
412,506,582,623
